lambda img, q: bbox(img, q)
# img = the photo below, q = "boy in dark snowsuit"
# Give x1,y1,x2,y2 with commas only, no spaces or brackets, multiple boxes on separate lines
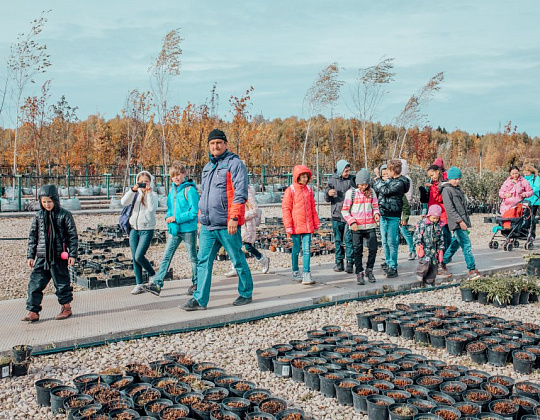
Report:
22,185,78,322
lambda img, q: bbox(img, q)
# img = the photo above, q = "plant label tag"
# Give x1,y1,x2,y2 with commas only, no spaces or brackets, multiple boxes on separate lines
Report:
1,366,9,378
282,366,290,376
378,324,384,332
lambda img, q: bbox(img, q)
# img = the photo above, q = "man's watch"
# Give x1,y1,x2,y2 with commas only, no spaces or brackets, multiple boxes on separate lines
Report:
231,217,238,222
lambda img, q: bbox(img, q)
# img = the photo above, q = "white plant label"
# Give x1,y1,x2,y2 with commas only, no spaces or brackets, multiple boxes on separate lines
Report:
378,324,384,332
282,366,290,376
1,366,8,378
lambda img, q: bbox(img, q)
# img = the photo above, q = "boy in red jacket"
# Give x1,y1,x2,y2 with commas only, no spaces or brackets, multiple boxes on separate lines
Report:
282,165,320,285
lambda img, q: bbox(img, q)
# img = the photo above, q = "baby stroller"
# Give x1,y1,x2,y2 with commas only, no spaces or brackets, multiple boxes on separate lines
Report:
489,200,535,251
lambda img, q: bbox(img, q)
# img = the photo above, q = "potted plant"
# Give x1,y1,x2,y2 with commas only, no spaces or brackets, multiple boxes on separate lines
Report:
487,280,511,307
460,278,477,302
12,344,33,363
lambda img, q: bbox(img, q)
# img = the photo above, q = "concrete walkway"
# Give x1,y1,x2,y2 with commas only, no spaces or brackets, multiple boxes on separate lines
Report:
0,246,527,354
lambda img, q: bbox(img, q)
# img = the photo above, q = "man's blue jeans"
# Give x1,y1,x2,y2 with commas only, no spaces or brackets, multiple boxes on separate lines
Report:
443,229,476,271
193,225,253,308
400,224,414,253
292,233,312,273
380,217,400,269
332,221,354,265
129,229,155,285
154,230,198,288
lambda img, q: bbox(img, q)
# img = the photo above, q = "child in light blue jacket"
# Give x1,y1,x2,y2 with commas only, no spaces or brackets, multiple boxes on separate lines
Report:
145,161,199,296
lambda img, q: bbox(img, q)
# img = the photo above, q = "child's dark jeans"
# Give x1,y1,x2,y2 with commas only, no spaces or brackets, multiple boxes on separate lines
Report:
26,258,73,313
351,228,378,274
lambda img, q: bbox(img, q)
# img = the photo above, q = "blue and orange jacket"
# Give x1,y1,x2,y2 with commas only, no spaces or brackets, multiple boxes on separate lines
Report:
199,150,248,230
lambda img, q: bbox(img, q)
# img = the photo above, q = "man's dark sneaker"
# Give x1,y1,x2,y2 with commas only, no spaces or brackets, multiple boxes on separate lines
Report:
346,261,354,274
386,268,398,278
143,283,161,296
366,269,376,283
182,298,206,311
187,284,197,295
233,296,252,306
356,272,365,285
333,261,344,272
381,262,388,272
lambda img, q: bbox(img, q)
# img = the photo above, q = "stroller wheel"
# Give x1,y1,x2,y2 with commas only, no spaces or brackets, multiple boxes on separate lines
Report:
489,241,494,249
525,242,534,250
507,243,514,252
514,240,519,248
493,241,499,249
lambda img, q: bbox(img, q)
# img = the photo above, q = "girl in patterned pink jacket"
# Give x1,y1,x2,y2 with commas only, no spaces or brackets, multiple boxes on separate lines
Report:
341,169,380,285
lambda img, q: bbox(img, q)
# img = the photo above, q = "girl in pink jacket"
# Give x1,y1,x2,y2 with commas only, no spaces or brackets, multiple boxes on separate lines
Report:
499,166,533,215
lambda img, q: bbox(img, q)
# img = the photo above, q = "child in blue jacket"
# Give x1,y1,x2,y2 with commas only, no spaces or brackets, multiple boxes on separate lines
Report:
145,161,199,296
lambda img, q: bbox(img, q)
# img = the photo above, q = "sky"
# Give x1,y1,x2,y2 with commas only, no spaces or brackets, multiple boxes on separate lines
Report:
0,0,539,136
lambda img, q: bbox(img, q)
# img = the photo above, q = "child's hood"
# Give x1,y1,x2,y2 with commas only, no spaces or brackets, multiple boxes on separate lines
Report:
292,165,312,186
136,170,156,190
39,185,61,211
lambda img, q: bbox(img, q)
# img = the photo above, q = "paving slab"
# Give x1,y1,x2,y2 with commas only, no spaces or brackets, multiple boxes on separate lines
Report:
0,246,527,354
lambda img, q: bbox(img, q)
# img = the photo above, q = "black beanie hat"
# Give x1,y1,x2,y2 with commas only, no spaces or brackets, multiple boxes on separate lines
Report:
208,129,227,142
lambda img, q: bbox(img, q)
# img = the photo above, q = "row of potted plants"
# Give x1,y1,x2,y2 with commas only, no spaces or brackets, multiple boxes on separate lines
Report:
33,353,303,420
255,321,540,420
459,274,540,306
0,345,33,379
357,303,540,375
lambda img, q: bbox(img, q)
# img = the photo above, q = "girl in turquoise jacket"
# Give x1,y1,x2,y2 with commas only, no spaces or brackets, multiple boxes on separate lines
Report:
145,162,199,296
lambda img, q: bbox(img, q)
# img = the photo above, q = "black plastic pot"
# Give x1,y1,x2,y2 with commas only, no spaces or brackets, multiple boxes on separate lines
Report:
414,329,429,345
100,372,123,385
446,335,467,356
256,348,277,371
488,399,519,420
319,372,347,398
367,395,396,420
335,379,361,406
477,292,488,305
407,398,436,414
512,350,536,374
73,374,100,392
510,293,520,306
415,376,443,391
439,382,467,403
258,397,287,416
509,395,539,418
481,382,510,401
108,408,141,418
273,357,292,377
246,412,276,420
12,345,33,363
460,288,475,302
272,343,293,355
71,403,103,420
388,403,418,420
412,413,440,420
64,394,94,420
303,365,327,391
274,408,304,420
466,341,488,365
372,317,387,333
427,391,455,407
463,389,492,412
400,323,417,341
160,404,190,419
50,385,78,415
460,375,484,390
520,291,530,304
487,345,510,367
386,321,401,337
290,358,312,383
352,384,379,413
220,397,250,418
428,332,447,349
35,378,63,406
515,381,540,402
454,401,481,418
476,413,505,420
488,376,515,394
431,405,462,420
357,313,373,329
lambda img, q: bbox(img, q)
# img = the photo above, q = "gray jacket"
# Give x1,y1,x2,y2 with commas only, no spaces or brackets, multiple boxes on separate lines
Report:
439,182,471,231
325,172,355,222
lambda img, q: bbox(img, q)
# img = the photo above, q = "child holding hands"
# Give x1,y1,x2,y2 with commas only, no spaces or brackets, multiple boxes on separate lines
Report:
413,204,445,285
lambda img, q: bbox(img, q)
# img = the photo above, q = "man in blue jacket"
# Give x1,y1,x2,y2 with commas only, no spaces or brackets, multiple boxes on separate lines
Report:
183,129,253,310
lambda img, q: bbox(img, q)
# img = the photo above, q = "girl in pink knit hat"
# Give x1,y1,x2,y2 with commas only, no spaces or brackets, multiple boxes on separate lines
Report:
413,204,445,285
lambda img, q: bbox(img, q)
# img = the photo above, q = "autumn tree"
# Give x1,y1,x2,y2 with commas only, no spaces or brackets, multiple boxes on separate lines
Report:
149,28,182,171
350,57,395,168
303,63,343,164
393,72,445,158
229,86,254,156
7,10,51,184
50,95,78,170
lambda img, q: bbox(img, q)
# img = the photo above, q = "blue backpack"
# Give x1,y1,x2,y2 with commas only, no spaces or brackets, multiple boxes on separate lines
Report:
119,192,138,235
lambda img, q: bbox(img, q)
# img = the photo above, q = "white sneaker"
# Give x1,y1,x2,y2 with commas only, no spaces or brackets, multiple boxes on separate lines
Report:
131,284,145,295
259,255,270,274
292,271,302,282
224,269,238,278
147,275,156,285
302,272,315,285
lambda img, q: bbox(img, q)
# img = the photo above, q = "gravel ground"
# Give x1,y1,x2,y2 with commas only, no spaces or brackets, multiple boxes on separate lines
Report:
1,286,540,419
0,206,495,301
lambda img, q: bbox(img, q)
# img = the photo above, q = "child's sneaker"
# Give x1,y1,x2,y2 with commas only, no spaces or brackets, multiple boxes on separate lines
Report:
468,269,482,280
366,269,376,283
302,272,315,285
292,271,302,282
131,284,145,295
356,272,365,285
224,268,238,278
259,255,270,274
144,283,161,296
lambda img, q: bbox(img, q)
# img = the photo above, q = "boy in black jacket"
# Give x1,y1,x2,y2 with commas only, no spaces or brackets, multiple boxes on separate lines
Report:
373,159,410,278
22,185,78,322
